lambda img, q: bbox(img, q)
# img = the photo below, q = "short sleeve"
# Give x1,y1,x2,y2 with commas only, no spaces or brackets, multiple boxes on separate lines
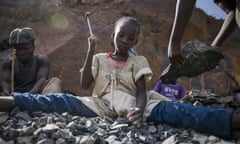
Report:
132,56,152,82
153,81,162,93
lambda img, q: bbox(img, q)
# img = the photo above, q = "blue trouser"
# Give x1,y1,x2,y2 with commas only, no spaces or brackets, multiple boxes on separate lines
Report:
147,101,233,139
12,93,97,117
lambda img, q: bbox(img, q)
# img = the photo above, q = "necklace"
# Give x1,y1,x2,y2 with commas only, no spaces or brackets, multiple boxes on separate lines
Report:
107,52,129,62
107,52,128,68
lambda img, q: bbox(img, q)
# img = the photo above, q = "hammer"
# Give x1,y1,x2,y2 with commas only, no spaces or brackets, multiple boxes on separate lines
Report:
85,11,93,36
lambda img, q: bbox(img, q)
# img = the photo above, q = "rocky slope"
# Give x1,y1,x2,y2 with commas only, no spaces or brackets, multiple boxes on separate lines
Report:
0,0,240,95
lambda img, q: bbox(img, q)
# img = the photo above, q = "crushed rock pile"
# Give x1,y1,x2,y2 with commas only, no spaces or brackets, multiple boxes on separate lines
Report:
0,89,239,144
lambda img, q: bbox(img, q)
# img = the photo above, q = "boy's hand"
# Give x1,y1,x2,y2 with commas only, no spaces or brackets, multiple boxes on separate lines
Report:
168,44,185,67
127,107,143,127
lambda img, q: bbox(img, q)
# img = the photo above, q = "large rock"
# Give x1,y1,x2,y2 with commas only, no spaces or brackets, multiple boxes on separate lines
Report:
160,41,224,83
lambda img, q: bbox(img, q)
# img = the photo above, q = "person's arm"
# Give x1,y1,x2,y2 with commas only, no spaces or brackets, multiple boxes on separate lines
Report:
29,55,49,94
127,76,146,127
80,35,96,89
211,0,237,47
168,0,196,67
1,58,12,96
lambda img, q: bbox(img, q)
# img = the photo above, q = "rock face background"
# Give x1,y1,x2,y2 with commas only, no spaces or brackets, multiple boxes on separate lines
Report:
0,0,240,95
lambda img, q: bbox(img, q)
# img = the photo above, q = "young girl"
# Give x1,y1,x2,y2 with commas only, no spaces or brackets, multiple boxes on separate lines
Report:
80,16,152,125
0,16,240,139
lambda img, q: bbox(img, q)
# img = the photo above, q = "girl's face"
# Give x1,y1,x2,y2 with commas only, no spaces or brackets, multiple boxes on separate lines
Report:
113,22,138,56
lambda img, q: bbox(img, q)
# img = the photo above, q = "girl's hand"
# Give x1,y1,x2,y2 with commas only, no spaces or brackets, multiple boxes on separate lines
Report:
88,35,97,52
127,107,143,127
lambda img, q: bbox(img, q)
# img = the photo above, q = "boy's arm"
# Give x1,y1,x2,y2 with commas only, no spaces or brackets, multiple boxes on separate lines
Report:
168,0,196,67
1,58,12,95
211,0,237,47
29,55,49,94
80,35,96,89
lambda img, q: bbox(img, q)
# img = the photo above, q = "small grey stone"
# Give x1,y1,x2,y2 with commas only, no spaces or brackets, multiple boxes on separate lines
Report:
85,120,98,133
56,138,66,144
0,137,15,144
41,124,59,133
110,123,129,130
9,107,20,116
67,121,88,135
16,136,33,144
16,119,29,127
95,128,107,137
52,129,74,140
36,138,54,144
17,126,35,136
148,125,157,134
1,128,19,141
121,136,138,144
162,135,177,144
105,135,118,143
33,128,42,136
0,113,9,125
207,135,219,143
35,117,48,128
47,116,53,124
79,135,100,144
192,133,209,144
16,111,32,121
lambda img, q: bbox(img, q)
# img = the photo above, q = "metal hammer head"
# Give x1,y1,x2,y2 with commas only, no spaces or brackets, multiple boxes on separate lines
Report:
85,11,91,19
85,11,93,36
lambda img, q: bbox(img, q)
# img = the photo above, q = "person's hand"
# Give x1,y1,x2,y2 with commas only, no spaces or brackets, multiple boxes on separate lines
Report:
127,107,143,127
168,44,185,67
88,34,97,52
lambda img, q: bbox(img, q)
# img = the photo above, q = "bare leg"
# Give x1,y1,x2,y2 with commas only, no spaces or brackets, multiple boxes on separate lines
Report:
231,112,240,130
0,96,14,112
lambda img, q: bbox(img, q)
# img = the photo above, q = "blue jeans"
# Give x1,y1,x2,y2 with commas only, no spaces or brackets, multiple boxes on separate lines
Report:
147,101,233,139
12,93,97,117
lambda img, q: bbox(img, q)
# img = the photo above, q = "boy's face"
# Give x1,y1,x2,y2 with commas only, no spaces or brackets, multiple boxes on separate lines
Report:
113,22,138,56
14,42,34,64
161,77,176,84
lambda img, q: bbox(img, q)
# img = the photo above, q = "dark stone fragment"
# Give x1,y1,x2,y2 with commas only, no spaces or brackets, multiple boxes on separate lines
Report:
1,128,19,141
79,133,106,144
160,41,224,83
9,107,20,116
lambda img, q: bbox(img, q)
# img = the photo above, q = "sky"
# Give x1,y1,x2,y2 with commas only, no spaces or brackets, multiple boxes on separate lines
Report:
196,1,227,19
